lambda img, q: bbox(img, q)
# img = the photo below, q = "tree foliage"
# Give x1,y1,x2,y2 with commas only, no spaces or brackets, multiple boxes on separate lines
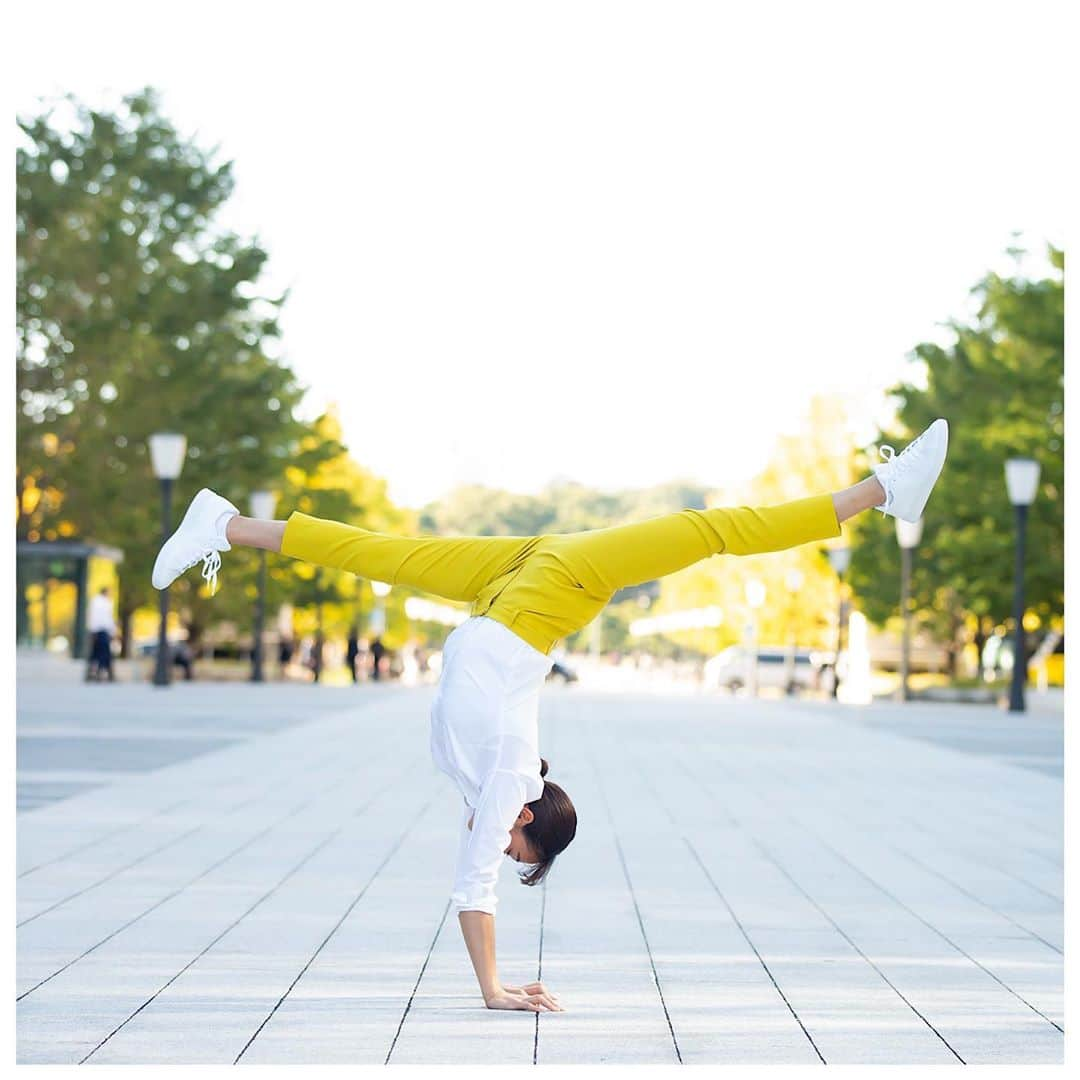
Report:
15,90,358,648
847,247,1064,656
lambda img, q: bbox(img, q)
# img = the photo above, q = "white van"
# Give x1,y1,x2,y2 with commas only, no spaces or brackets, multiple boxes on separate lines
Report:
702,645,829,694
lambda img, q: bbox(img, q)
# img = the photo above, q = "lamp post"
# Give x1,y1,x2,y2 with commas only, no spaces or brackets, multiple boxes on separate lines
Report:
1005,458,1040,713
744,578,766,697
249,490,277,683
370,580,392,633
148,432,187,686
895,516,924,702
783,567,804,695
826,546,851,699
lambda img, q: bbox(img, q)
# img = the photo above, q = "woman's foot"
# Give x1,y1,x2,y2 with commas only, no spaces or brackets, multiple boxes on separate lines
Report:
872,418,949,523
151,488,239,594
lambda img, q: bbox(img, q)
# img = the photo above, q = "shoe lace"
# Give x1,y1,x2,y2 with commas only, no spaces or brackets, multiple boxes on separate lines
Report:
179,548,222,596
876,427,932,515
201,550,222,596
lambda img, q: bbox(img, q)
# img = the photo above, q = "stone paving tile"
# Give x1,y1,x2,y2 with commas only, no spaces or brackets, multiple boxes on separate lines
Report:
15,675,1063,1064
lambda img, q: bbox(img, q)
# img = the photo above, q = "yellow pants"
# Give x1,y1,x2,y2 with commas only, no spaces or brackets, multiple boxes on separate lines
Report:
281,493,841,656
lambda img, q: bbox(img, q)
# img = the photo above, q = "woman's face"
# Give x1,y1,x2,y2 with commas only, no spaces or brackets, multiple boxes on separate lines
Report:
467,808,540,864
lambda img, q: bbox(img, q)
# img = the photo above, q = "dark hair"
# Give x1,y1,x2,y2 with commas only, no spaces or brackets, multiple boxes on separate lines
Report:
518,757,577,887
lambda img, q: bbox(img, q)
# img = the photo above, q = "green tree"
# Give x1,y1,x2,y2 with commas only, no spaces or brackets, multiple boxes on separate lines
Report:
847,246,1064,668
16,89,338,652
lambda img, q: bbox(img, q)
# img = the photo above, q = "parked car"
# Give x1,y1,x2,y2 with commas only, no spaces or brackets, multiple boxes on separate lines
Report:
702,645,828,694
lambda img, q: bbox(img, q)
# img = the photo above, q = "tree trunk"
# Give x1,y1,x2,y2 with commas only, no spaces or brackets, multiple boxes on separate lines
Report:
119,605,135,659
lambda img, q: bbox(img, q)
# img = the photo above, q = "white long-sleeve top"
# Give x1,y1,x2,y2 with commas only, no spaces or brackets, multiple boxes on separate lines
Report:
87,593,116,634
429,615,553,916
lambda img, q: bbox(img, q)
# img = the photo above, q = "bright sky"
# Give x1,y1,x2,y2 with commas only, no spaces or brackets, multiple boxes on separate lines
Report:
14,1,1066,508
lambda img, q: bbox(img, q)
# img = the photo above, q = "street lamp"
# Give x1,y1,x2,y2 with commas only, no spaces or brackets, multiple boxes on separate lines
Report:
249,490,277,683
826,546,851,699
783,567,804,695
895,516,924,702
148,432,187,687
744,578,766,697
1005,458,1040,713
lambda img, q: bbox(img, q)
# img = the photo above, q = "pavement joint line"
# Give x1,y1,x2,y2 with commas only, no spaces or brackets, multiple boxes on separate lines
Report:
17,795,197,879
788,702,1061,836
878,806,1063,905
760,752,1064,954
585,719,683,1066
234,792,439,1064
532,876,547,1064
384,899,453,1065
15,738,351,928
16,733,348,889
13,712,362,872
885,840,1062,955
78,755,423,1064
656,750,966,1064
758,748,1066,957
612,740,826,1066
748,833,967,1064
768,738,1062,889
15,734,400,1002
803,830,1065,1035
789,699,1064,790
697,748,1064,1037
827,748,1061,859
686,724,1062,934
681,834,828,1065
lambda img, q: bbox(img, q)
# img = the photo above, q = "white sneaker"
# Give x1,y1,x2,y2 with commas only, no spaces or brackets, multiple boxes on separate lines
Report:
151,488,239,594
873,418,949,523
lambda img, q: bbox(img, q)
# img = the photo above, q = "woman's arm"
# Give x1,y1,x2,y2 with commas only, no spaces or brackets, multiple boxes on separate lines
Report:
451,772,562,1011
458,911,561,1011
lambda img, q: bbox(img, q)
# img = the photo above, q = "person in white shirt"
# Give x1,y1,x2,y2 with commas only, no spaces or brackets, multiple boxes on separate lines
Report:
150,421,948,1015
85,586,117,682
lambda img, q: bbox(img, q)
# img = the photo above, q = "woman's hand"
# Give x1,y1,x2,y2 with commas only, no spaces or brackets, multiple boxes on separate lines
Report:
485,981,564,1012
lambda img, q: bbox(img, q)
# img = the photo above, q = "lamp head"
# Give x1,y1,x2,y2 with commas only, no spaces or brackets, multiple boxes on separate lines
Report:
1004,458,1040,507
148,432,187,479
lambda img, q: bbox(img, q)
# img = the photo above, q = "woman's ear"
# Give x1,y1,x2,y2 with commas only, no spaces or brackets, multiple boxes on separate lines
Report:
517,805,535,827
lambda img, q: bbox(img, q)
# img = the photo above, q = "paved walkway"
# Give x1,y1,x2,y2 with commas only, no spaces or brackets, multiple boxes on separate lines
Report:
16,670,1063,1064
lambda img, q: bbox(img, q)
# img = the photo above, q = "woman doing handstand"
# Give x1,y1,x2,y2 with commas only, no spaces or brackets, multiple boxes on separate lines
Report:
152,418,948,1013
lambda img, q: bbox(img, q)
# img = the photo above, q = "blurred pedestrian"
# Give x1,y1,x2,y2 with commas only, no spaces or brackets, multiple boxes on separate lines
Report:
278,635,294,679
309,630,325,683
173,640,194,680
85,586,116,682
346,626,361,683
370,635,386,681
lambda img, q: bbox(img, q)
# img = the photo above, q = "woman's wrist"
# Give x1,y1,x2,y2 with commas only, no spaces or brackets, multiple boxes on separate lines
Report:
481,979,503,1003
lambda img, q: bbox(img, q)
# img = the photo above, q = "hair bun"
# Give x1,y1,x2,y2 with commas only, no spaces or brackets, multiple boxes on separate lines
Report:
539,757,549,777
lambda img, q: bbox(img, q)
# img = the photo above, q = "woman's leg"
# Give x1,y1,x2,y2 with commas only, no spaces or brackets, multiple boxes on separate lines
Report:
226,516,285,551
554,478,883,598
227,511,536,605
223,474,886,604
832,475,887,523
